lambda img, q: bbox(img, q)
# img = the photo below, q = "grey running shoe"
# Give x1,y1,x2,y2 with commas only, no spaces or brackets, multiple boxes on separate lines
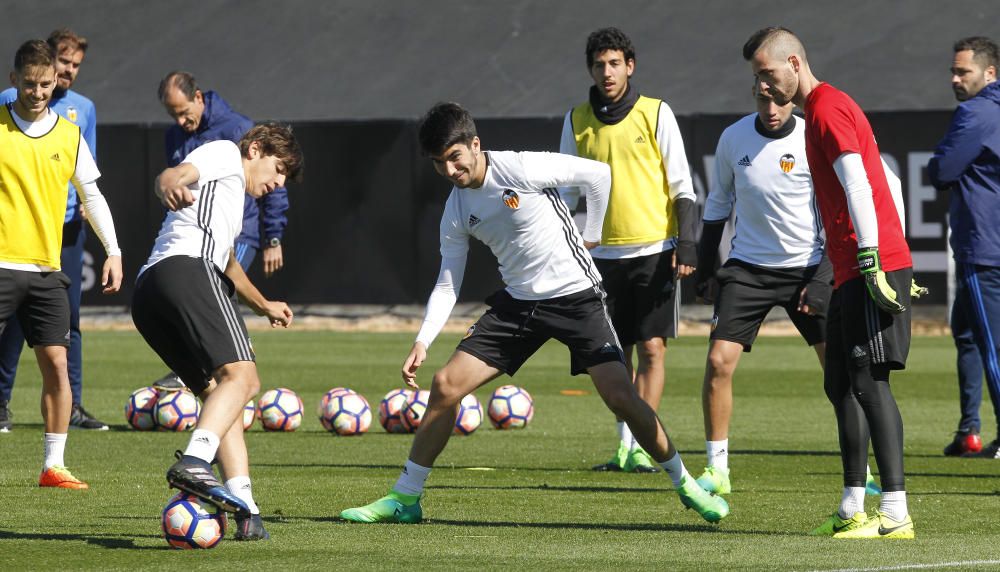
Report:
70,403,109,430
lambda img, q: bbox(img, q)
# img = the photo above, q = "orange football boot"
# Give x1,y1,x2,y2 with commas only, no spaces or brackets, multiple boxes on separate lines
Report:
39,465,89,489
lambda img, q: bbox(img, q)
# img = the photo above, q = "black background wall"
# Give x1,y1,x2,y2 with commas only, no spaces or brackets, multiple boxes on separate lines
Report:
81,112,954,306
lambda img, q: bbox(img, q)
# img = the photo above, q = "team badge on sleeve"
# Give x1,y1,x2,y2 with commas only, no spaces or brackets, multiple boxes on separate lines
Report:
779,153,796,173
66,106,78,123
463,325,476,339
501,189,520,209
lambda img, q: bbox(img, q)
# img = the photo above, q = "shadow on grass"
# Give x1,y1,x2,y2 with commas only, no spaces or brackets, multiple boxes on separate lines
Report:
430,483,663,493
292,515,770,534
0,529,167,550
253,462,599,472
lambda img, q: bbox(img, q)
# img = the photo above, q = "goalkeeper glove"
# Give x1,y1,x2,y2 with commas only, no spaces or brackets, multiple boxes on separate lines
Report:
910,279,929,299
857,247,906,314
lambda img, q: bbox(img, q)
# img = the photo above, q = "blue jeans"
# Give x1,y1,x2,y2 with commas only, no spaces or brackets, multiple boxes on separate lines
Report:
951,263,1000,435
0,220,85,404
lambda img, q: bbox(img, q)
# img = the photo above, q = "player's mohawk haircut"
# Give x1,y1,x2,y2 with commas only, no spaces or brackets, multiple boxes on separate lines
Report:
742,26,806,63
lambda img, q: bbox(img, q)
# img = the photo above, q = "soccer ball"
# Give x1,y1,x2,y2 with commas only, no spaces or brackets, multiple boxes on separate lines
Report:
454,394,483,435
319,392,372,436
317,387,357,419
400,389,430,432
257,388,303,431
242,400,255,431
161,492,226,549
487,385,534,429
154,390,200,431
378,388,412,434
124,386,160,430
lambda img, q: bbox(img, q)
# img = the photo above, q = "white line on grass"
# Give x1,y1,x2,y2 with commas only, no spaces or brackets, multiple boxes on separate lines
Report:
808,560,1000,572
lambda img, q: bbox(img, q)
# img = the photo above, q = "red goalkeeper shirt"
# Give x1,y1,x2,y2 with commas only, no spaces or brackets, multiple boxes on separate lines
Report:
804,83,911,288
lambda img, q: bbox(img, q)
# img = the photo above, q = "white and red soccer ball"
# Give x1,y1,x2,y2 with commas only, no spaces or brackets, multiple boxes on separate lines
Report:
161,492,226,549
242,400,255,431
318,389,372,436
454,394,483,435
487,385,534,429
379,388,412,434
125,386,160,430
154,389,201,431
257,388,304,431
400,389,430,432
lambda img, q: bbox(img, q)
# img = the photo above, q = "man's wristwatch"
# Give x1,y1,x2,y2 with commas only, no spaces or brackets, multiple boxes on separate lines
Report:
267,237,281,248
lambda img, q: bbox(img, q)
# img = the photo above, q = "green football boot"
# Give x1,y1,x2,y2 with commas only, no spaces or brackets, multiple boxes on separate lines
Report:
833,511,914,539
624,447,659,473
809,511,867,536
865,468,882,496
676,475,729,523
340,490,423,524
695,466,731,495
592,441,629,472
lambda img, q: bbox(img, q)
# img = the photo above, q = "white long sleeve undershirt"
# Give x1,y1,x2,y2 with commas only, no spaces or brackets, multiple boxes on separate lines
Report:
833,153,879,249
74,179,122,257
414,254,466,349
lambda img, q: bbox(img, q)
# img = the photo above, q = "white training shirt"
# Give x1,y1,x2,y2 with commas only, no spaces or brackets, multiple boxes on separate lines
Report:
414,150,610,348
557,100,696,259
705,114,824,268
139,140,246,277
0,106,120,272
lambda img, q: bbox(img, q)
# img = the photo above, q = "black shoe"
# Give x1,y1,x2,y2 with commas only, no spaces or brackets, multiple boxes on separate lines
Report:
591,462,624,472
69,403,109,430
944,430,981,456
964,439,1000,459
0,400,11,433
234,513,270,541
152,372,186,392
166,451,249,515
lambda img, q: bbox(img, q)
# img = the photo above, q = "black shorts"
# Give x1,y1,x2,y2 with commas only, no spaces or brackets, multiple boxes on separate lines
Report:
594,250,677,346
0,268,71,347
827,268,912,371
711,259,830,351
457,287,625,376
131,256,254,395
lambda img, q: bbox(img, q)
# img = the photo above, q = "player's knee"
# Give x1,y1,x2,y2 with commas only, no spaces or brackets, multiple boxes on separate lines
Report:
637,338,666,363
429,371,464,408
706,349,737,380
600,383,638,418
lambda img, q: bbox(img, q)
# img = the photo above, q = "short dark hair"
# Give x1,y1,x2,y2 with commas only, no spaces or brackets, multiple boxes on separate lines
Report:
239,123,305,182
742,26,803,61
417,102,477,156
47,28,88,55
585,27,635,68
158,70,199,104
14,39,55,73
954,36,999,72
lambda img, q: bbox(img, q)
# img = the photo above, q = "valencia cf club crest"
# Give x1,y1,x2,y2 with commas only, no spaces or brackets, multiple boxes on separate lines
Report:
711,314,719,332
463,325,476,339
501,189,520,209
66,106,78,123
779,153,795,173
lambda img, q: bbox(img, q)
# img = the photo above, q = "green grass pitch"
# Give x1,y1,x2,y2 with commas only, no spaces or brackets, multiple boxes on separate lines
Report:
0,331,997,571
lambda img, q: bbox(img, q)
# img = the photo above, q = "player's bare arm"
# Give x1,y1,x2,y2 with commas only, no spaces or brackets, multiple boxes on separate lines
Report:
155,163,199,211
224,251,292,327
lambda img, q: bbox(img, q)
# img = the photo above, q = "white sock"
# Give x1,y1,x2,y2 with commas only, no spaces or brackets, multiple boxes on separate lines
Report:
617,421,634,449
706,439,729,470
879,490,908,522
43,433,67,470
393,460,431,496
657,452,690,488
183,429,220,464
838,487,866,519
226,476,260,515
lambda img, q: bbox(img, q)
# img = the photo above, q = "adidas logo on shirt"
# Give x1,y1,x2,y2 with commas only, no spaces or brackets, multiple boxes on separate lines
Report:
634,135,645,144
737,155,752,167
50,153,61,162
468,214,481,227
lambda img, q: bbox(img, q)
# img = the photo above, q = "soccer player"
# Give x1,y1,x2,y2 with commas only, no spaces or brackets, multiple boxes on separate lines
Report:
0,29,108,431
745,27,915,539
928,37,1000,459
151,71,291,392
340,102,728,525
0,39,123,488
695,83,885,497
131,123,302,540
559,28,697,473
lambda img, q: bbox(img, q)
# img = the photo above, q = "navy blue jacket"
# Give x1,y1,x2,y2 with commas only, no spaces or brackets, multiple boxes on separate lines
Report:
164,90,289,249
928,81,1000,266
